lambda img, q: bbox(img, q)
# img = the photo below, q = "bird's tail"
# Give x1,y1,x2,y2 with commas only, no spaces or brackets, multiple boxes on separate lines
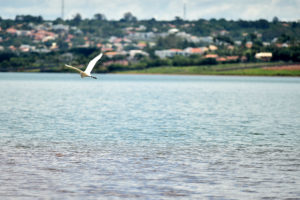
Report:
91,76,97,79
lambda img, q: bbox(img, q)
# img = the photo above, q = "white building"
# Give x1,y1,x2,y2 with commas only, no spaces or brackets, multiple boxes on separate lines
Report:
198,36,213,43
155,49,187,58
52,24,69,32
168,28,179,34
19,44,36,52
255,52,272,60
128,32,156,41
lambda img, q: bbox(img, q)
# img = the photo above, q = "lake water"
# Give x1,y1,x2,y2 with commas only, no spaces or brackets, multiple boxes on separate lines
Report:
0,73,300,199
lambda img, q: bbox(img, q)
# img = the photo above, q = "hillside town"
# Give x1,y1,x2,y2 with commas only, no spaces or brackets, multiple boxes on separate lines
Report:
0,14,299,72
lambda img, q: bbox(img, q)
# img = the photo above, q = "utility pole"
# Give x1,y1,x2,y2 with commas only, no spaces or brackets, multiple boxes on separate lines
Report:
183,2,186,20
61,0,64,19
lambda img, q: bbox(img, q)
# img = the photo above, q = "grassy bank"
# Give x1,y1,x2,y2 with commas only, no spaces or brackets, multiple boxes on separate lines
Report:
19,62,300,76
120,62,300,76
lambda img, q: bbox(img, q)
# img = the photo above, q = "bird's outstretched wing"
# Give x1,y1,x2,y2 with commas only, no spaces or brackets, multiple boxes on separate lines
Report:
84,53,103,75
65,64,84,73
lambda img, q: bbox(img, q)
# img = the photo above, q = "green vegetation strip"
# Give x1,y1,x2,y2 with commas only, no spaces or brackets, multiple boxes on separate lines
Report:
121,63,300,76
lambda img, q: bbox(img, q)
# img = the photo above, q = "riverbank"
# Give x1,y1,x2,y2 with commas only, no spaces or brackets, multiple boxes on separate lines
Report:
120,63,300,76
8,62,300,76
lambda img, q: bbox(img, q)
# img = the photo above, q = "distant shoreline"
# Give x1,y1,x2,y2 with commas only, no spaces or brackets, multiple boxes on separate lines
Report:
1,71,300,77
118,63,300,77
117,72,300,77
1,63,300,77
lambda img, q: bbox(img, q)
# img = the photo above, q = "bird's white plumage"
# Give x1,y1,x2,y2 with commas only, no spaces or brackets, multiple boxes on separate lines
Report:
65,64,84,73
85,53,103,75
65,52,102,79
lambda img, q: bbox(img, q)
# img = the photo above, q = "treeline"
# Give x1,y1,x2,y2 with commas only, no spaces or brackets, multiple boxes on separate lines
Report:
1,14,300,41
103,57,219,73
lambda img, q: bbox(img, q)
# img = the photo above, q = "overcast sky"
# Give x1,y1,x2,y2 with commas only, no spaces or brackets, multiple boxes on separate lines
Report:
0,0,299,21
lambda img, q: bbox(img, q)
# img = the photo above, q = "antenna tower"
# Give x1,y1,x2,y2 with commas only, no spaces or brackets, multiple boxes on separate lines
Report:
183,2,186,20
61,0,64,19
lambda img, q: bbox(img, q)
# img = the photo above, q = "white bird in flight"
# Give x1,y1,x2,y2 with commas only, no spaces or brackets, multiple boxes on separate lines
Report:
65,53,103,79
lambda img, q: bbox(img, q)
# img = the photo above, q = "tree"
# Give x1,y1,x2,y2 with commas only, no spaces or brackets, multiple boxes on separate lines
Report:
255,19,269,29
53,17,64,24
215,35,234,45
149,18,156,23
57,39,69,50
173,16,184,26
249,33,257,42
174,16,183,22
278,33,291,43
94,13,106,21
238,19,250,28
272,16,279,24
121,12,137,22
134,53,146,60
72,13,82,25
156,35,186,49
15,15,43,23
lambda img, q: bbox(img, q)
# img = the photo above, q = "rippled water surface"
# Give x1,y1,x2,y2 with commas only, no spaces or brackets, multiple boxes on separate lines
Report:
0,73,300,199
